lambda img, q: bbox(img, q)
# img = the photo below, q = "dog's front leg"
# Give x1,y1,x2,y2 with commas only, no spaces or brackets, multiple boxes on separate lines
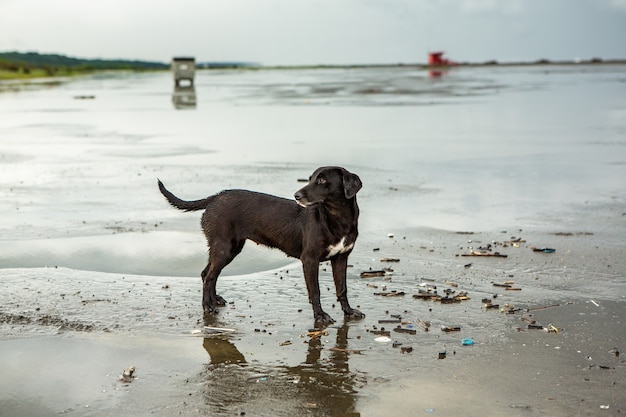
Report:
331,254,365,320
302,258,335,324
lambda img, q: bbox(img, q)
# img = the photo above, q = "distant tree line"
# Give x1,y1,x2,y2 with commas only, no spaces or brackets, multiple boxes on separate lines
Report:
0,52,168,75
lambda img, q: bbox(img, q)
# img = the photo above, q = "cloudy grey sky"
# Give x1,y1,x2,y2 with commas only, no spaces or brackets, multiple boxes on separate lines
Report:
1,0,625,65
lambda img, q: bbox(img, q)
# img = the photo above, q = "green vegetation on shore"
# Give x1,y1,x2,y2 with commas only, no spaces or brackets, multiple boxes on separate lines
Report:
0,52,168,80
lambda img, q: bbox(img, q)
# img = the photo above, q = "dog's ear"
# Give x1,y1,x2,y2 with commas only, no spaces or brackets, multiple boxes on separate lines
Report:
342,169,362,199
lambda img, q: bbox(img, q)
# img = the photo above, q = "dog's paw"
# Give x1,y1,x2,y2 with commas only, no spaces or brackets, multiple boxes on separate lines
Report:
202,303,219,315
215,295,227,306
344,308,365,320
314,311,336,325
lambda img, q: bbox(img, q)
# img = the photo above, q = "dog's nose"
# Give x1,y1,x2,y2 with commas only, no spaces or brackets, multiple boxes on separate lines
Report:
294,192,302,201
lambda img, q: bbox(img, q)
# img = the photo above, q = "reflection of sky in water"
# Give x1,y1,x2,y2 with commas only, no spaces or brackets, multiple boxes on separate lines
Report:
0,65,624,275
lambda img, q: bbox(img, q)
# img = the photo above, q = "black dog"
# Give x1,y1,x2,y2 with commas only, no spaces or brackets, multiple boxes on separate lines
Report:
158,166,364,324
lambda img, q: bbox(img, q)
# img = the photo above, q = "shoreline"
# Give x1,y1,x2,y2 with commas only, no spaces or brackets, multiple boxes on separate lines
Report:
2,58,626,82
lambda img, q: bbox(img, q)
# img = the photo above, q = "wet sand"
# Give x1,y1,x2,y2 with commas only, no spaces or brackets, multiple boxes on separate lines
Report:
1,65,625,416
1,227,624,416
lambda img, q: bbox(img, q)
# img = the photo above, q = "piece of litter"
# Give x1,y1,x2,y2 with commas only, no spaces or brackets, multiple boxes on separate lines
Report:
600,405,610,410
118,366,137,383
201,326,236,335
360,270,386,278
380,258,400,262
462,338,475,346
375,336,392,343
531,247,556,253
590,300,600,307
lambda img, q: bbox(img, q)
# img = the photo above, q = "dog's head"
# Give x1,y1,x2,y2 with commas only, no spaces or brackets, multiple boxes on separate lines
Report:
294,166,362,208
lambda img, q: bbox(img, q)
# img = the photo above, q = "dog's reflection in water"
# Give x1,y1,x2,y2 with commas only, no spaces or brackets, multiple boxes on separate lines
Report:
199,320,362,416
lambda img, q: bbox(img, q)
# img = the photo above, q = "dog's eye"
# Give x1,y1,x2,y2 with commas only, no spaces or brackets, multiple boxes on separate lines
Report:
316,178,327,185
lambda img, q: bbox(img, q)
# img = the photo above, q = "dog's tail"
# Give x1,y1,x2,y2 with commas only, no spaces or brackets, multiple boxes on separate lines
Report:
158,179,210,212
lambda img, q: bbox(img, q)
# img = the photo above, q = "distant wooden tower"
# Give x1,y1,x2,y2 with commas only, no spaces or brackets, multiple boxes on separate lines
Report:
171,57,195,87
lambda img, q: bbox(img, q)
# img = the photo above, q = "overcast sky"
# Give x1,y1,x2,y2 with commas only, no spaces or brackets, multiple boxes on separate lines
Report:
1,0,625,65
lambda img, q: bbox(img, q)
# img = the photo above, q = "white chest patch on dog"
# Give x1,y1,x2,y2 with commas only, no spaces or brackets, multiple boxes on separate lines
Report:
326,237,354,259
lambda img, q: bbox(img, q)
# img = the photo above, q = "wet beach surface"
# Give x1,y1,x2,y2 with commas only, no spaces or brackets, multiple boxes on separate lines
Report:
1,65,625,416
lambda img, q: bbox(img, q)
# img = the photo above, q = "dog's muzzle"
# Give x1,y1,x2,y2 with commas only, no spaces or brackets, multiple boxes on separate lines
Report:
294,191,314,207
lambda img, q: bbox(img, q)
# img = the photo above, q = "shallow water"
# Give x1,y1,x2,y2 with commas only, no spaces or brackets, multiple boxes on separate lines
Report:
1,65,625,416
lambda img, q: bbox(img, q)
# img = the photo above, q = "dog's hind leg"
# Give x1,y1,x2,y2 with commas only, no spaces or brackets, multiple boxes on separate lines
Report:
200,263,226,307
331,254,365,320
201,239,245,314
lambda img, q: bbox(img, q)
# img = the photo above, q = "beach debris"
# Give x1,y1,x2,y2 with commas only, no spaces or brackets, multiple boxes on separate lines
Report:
531,246,556,253
307,329,328,339
378,318,402,324
374,290,405,297
279,340,292,346
504,237,526,247
393,326,417,335
201,326,236,335
436,294,465,302
400,346,413,354
462,337,475,346
360,270,387,278
191,326,236,336
445,280,459,287
545,324,559,334
441,325,461,332
493,281,521,290
413,292,436,301
369,329,391,336
553,232,593,236
380,258,400,262
416,319,431,332
413,288,469,304
590,300,600,307
600,405,610,410
509,405,531,410
329,347,364,354
118,366,137,383
438,350,447,359
609,348,620,358
501,304,521,314
375,336,392,343
461,251,507,258
387,233,394,238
